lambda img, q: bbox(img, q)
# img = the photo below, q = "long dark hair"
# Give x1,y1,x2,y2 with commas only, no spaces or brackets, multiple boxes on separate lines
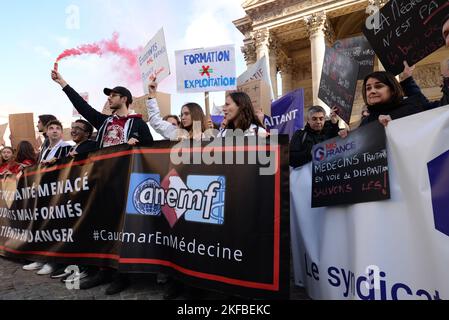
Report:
225,92,264,131
16,141,37,164
181,103,207,133
362,71,404,107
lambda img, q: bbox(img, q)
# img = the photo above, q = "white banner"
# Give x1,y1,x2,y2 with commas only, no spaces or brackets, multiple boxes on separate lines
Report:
237,56,274,99
139,28,170,94
175,45,236,93
291,106,449,300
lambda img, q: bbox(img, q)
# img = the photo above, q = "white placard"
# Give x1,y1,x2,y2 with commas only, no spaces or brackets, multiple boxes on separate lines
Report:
237,56,274,99
139,28,171,94
175,45,236,93
291,106,449,300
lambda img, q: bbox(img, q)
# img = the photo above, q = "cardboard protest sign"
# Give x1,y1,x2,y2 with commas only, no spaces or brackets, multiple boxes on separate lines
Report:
0,124,7,146
8,113,37,149
176,45,236,93
238,56,274,99
333,35,375,80
318,46,359,125
228,79,272,116
312,121,390,208
131,93,171,122
139,28,170,94
362,0,448,75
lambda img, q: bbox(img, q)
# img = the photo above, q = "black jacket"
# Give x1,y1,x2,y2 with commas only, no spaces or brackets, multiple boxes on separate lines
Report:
290,121,340,168
361,77,428,126
71,140,97,155
62,85,153,148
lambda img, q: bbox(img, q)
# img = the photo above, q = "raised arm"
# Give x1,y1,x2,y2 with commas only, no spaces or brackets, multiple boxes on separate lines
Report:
146,81,177,140
51,70,107,129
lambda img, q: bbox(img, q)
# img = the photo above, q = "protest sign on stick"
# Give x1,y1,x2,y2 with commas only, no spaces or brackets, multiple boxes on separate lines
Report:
176,45,236,93
139,28,171,94
318,47,359,125
9,113,37,149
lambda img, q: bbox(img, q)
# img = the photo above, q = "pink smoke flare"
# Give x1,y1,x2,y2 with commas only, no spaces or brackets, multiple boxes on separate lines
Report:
55,32,143,90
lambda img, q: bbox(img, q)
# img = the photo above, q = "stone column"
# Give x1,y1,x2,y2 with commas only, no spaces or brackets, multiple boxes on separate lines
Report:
305,12,329,110
268,36,280,98
254,29,277,99
279,58,294,96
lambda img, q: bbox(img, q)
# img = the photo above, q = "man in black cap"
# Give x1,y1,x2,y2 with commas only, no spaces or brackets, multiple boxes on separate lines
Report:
51,70,154,296
51,70,153,149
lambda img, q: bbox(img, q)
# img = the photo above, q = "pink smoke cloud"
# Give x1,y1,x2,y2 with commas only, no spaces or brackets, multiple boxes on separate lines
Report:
55,32,143,92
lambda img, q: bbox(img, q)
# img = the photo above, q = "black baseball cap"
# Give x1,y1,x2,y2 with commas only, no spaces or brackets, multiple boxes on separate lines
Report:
104,86,133,105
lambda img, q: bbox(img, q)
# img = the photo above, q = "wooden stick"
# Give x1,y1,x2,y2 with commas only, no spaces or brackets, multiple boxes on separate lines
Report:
205,92,211,118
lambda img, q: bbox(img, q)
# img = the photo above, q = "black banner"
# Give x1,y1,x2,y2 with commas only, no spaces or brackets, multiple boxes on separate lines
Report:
363,0,448,75
311,122,390,208
318,46,359,125
333,35,375,80
0,138,290,299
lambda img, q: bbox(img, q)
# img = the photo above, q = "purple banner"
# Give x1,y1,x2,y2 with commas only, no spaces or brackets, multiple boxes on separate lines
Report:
265,89,304,139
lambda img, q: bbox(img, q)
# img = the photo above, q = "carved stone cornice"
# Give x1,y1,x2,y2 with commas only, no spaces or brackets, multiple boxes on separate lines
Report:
236,0,371,29
234,15,254,40
367,0,387,7
247,0,318,25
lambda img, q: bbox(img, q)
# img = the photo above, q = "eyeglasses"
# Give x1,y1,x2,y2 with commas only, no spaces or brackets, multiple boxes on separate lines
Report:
71,126,87,132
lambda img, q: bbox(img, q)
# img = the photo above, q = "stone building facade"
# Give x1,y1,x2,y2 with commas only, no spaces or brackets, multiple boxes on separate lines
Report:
234,0,449,126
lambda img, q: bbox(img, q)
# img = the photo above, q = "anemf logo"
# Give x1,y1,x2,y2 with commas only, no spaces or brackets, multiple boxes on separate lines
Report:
428,149,449,237
126,169,226,228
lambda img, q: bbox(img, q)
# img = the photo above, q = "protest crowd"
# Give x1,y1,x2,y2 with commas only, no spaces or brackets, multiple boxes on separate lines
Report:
1,8,449,301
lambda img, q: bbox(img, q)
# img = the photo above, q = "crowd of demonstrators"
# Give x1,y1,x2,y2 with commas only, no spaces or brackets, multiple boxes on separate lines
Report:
217,91,267,138
2,15,449,300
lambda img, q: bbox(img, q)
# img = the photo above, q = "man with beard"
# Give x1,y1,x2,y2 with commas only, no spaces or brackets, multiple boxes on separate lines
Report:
51,70,153,149
51,70,154,296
